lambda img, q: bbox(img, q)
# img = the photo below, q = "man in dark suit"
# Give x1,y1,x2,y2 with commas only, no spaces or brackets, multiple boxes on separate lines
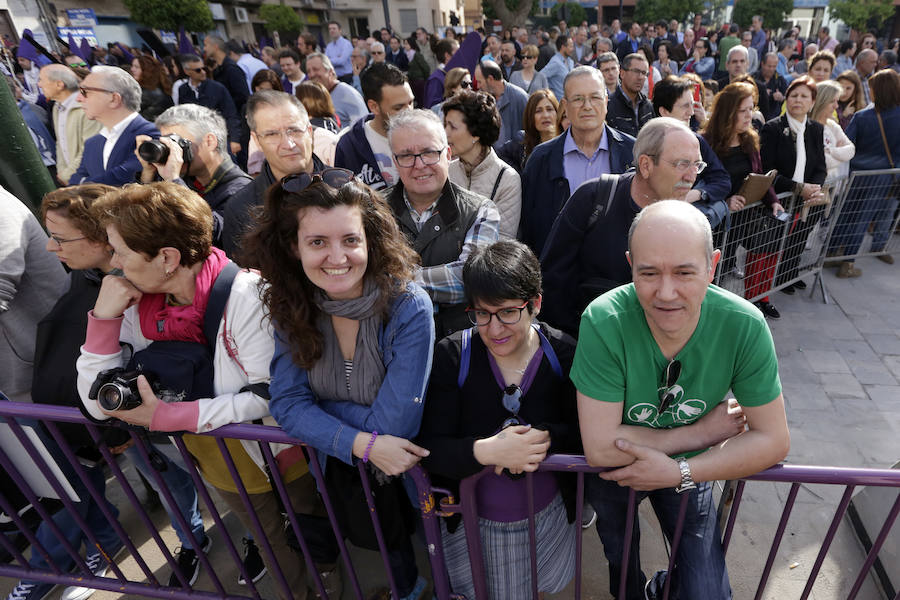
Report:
178,55,242,155
203,34,250,114
616,22,645,64
70,66,159,186
520,66,635,257
714,45,770,118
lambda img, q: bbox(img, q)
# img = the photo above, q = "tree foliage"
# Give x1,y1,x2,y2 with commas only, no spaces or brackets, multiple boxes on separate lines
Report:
481,0,535,28
123,0,213,33
550,2,586,26
634,0,705,25
828,0,895,35
259,4,303,36
731,0,793,30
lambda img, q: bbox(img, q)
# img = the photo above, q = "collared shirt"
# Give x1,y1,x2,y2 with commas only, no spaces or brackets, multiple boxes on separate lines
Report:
236,53,267,90
403,188,501,305
562,127,610,194
100,112,140,169
326,36,354,77
55,92,80,165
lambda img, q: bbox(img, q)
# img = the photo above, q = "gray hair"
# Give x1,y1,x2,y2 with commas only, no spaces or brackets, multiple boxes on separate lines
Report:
622,52,648,70
632,117,694,165
563,65,604,98
306,51,335,73
41,64,79,91
370,41,385,54
155,104,229,158
596,51,619,67
180,54,204,69
628,199,714,268
205,34,226,53
245,89,309,131
727,45,749,63
91,65,141,112
387,109,447,149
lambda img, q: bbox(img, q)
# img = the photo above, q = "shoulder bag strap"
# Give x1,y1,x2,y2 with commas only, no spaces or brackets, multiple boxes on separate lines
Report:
203,261,240,349
457,327,474,388
489,166,507,201
586,173,619,229
876,111,895,168
531,323,562,378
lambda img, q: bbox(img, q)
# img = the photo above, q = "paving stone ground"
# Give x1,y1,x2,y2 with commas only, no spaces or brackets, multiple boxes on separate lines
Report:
2,256,897,599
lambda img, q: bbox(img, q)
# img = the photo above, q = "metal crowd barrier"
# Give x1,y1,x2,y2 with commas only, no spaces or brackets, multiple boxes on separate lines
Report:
714,169,900,306
2,403,898,600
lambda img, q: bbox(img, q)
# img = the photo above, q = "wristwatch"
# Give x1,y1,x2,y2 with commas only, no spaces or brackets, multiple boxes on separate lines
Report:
675,458,697,494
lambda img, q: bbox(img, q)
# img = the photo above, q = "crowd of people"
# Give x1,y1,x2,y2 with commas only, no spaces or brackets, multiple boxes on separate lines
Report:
0,13,896,600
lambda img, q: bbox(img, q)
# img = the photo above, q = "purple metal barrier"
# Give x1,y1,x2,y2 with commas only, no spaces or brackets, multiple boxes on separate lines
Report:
414,454,900,600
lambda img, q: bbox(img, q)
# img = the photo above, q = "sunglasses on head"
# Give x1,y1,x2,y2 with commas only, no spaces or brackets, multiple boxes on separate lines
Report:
281,168,355,194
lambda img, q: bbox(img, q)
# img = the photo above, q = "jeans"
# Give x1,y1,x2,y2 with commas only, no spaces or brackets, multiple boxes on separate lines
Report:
830,177,898,258
125,443,205,549
586,477,731,600
28,465,121,574
871,197,899,251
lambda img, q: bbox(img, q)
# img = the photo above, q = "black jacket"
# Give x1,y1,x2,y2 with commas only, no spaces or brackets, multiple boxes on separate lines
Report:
715,73,771,120
754,72,788,121
178,80,242,144
605,86,655,138
139,87,174,122
176,159,252,248
213,57,250,113
334,114,387,190
759,115,827,193
222,155,326,262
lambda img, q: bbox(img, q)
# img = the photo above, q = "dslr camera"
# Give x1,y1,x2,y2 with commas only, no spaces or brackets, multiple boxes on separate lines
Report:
89,368,183,411
138,133,193,165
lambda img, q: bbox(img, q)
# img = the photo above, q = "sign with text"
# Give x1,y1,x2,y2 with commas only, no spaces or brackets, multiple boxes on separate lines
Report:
66,8,97,27
58,27,98,47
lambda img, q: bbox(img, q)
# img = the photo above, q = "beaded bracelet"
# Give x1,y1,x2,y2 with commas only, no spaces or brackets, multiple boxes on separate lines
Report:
362,431,378,463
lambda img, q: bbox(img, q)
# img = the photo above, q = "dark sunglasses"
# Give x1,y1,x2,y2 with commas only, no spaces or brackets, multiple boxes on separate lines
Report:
281,168,355,194
459,80,472,89
500,384,523,429
658,359,682,414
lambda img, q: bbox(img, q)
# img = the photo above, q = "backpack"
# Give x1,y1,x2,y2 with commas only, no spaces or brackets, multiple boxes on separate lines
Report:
457,323,562,388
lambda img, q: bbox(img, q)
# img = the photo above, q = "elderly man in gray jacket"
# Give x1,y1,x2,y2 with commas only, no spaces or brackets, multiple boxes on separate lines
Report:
0,187,67,403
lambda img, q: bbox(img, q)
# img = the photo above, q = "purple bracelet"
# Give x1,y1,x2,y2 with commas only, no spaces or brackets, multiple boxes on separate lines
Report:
362,431,378,463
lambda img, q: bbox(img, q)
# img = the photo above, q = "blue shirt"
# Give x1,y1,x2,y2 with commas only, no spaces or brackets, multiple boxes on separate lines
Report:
540,53,574,104
562,127,610,194
326,36,354,77
495,81,529,150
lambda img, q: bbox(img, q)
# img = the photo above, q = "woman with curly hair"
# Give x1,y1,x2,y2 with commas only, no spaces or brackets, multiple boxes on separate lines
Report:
131,55,174,121
497,89,560,174
444,89,522,239
243,172,434,600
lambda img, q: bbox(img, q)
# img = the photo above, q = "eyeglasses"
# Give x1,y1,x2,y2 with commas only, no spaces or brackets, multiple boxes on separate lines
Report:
49,234,86,247
658,359,682,414
659,158,707,173
459,80,472,88
393,148,445,168
281,168,355,194
185,67,205,73
566,93,606,107
78,86,114,97
500,384,523,428
624,68,650,77
465,301,530,326
256,125,310,145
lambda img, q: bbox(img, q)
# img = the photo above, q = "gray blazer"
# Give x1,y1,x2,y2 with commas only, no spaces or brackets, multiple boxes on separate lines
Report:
509,70,549,95
0,188,67,401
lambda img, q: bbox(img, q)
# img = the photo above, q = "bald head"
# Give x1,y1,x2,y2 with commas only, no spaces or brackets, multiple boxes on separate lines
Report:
629,200,714,269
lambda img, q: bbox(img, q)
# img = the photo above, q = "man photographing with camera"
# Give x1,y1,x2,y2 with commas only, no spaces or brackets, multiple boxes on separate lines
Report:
135,105,252,246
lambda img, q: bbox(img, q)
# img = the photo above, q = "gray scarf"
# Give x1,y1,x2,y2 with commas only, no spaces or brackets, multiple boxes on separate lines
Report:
308,278,385,407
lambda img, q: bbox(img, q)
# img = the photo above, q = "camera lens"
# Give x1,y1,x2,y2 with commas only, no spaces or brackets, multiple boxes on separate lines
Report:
97,383,127,411
138,139,170,164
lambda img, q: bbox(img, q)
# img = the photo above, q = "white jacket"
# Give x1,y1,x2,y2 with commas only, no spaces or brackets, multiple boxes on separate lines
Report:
76,270,280,470
449,148,522,239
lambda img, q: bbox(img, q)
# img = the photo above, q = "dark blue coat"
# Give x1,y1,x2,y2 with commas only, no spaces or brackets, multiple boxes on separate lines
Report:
334,114,387,190
213,57,250,113
178,80,242,144
520,125,635,257
70,115,159,186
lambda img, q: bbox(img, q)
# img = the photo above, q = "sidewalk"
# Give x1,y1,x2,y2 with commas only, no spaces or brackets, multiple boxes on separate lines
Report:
2,257,897,600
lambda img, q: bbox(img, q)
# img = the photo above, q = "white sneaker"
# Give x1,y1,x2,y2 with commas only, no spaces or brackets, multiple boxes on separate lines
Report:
60,552,110,600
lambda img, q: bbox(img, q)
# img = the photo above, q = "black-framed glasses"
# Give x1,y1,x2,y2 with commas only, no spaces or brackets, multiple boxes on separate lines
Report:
78,85,114,97
281,168,355,194
393,148,445,168
624,68,650,77
658,359,682,414
49,234,86,247
465,301,529,326
500,384,523,429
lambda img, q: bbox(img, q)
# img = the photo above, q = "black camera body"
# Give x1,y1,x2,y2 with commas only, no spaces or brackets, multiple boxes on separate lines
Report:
138,134,193,165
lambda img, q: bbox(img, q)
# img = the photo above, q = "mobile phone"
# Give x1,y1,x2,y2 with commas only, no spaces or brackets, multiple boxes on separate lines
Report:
693,83,701,102
773,210,792,223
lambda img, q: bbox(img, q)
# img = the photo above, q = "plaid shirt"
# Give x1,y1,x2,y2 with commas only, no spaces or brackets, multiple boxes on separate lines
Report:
403,191,500,306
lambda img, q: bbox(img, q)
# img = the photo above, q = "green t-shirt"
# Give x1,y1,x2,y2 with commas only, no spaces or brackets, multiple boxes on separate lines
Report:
570,284,781,457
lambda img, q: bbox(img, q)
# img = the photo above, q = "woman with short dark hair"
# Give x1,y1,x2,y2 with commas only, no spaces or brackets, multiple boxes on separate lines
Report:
444,89,522,239
418,239,579,600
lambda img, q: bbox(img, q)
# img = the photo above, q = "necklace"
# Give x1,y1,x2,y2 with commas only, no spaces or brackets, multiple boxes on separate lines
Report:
494,328,539,376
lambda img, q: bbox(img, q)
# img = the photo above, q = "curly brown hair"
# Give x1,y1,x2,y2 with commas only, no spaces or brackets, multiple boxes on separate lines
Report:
134,55,172,95
242,179,419,369
442,89,501,148
702,82,759,157
41,184,116,244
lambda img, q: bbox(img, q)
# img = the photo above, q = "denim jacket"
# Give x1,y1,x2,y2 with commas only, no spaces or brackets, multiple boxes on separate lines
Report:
269,281,435,468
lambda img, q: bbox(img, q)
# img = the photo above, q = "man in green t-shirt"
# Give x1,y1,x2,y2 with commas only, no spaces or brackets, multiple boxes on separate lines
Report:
571,200,790,600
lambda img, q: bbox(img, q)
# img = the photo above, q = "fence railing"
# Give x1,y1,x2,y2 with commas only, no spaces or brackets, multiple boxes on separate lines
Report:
714,168,899,305
1,403,898,600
